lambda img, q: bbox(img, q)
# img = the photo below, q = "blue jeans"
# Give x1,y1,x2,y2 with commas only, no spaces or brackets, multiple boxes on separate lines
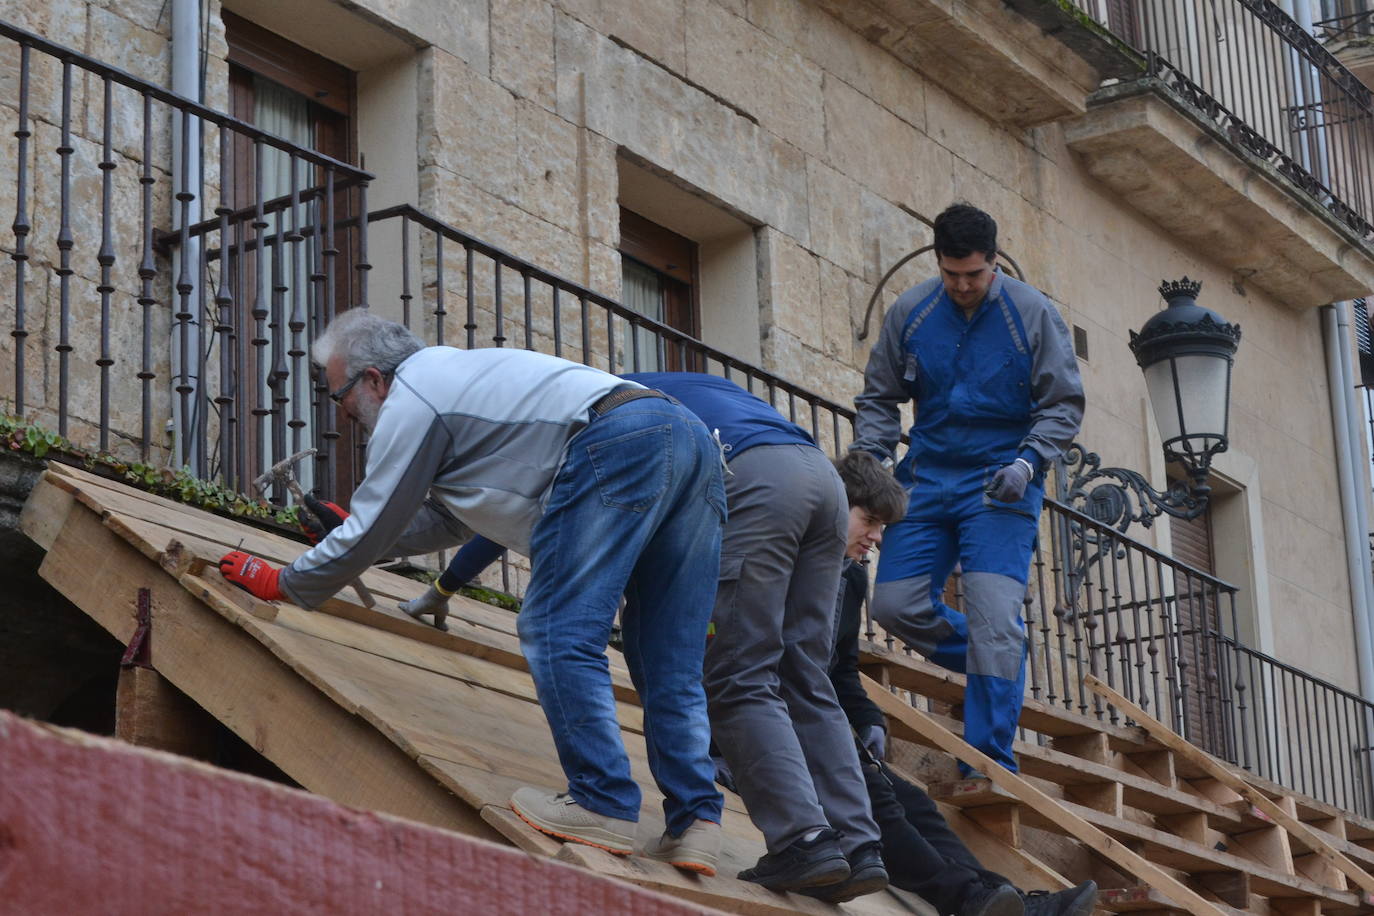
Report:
872,462,1041,772
518,397,727,835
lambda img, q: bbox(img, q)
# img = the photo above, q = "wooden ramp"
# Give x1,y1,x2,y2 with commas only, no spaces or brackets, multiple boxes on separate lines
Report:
24,461,1373,914
22,462,1031,914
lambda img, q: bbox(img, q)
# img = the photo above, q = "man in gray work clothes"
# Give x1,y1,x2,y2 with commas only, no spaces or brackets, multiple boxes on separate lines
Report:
649,373,887,903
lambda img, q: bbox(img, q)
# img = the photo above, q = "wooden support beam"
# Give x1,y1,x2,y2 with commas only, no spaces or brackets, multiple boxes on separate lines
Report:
115,667,218,760
861,674,1228,916
1190,871,1250,909
1157,812,1214,848
1130,750,1178,788
968,803,1021,848
1066,781,1125,818
38,507,501,843
1230,824,1295,876
1084,674,1374,902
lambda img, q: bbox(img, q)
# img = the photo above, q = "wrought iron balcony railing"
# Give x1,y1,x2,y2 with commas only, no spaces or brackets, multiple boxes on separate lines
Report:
1076,0,1374,239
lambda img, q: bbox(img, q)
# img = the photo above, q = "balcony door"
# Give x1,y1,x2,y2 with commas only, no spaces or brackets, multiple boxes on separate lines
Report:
1171,504,1231,756
225,13,356,500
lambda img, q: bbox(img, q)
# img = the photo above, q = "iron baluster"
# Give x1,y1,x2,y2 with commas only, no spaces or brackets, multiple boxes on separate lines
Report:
55,60,73,438
435,232,445,346
96,77,115,454
11,43,29,417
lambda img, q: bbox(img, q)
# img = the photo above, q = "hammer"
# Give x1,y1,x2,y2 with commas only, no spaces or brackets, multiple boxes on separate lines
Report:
253,448,377,609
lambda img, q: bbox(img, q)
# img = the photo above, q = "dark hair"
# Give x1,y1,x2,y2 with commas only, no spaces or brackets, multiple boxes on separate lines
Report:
835,452,908,524
932,203,997,261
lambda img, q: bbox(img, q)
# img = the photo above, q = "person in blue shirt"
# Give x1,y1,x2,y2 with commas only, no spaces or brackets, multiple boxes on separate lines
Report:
400,372,887,901
851,204,1084,774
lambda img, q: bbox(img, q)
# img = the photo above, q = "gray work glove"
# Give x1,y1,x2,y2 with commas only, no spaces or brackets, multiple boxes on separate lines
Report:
986,458,1034,503
712,754,738,793
399,584,451,632
859,724,887,762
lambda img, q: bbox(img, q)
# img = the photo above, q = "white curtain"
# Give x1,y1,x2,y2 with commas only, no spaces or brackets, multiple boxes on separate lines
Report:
621,258,665,372
254,77,318,491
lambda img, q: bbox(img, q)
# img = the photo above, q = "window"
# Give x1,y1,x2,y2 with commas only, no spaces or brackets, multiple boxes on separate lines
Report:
618,207,699,371
616,156,761,368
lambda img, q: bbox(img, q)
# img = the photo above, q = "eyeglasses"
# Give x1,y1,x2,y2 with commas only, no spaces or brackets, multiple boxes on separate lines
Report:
329,368,394,405
329,370,366,405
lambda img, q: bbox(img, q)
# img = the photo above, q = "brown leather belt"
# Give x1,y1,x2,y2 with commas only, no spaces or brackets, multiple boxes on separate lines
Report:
589,386,669,417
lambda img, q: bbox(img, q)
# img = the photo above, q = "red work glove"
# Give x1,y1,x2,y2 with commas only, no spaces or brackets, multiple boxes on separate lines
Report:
301,493,349,545
219,551,283,601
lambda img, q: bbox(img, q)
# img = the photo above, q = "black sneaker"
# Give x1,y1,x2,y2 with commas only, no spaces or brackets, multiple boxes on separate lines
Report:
737,828,851,892
798,841,889,903
1023,880,1098,916
960,883,1025,916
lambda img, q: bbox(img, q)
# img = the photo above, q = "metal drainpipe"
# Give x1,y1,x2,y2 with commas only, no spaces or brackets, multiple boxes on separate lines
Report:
170,0,202,472
1323,304,1374,703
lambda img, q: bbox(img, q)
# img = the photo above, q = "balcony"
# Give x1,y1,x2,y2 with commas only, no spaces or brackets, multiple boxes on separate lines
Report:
1054,0,1374,306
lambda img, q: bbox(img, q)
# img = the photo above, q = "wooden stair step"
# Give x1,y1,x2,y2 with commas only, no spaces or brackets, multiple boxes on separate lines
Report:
1023,798,1361,908
860,641,1148,746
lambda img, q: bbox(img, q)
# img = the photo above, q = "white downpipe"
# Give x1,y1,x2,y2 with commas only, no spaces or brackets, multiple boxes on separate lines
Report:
1323,304,1374,704
170,0,203,471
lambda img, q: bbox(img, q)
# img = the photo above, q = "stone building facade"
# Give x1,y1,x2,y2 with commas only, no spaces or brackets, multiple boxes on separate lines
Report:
3,0,1374,799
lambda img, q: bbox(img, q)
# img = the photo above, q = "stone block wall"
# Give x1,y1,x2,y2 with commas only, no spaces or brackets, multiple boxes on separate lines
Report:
0,0,1364,690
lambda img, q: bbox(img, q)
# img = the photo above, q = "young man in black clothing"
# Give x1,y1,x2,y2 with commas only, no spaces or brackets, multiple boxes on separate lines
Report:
827,453,1098,916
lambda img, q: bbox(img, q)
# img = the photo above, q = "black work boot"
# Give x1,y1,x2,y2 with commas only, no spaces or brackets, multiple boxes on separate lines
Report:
737,827,850,892
798,840,889,903
1023,880,1098,916
960,883,1025,916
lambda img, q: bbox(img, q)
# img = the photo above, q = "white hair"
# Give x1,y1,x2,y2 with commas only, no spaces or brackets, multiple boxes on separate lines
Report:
313,308,423,376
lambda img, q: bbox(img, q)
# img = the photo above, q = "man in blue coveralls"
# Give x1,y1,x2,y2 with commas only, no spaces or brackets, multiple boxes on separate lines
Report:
850,204,1084,773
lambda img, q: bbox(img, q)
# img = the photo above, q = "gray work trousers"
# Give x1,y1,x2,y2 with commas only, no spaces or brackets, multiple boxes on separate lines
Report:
703,443,881,855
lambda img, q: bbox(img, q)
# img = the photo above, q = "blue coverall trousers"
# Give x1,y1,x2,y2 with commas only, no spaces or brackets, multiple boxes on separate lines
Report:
871,462,1041,772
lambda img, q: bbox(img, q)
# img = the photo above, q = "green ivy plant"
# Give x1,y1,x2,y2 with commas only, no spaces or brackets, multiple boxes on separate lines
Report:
1,412,299,526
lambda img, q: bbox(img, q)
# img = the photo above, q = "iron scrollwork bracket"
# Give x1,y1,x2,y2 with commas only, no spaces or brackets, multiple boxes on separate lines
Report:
1059,442,1209,534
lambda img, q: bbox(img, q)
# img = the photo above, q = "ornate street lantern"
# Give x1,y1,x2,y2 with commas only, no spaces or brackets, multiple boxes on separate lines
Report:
1062,278,1241,531
1130,278,1242,491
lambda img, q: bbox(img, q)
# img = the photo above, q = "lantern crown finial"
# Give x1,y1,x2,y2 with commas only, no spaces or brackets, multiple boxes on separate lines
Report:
1158,277,1202,302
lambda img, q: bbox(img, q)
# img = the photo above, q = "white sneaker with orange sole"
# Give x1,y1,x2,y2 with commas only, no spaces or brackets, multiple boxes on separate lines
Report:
642,819,721,876
509,787,636,855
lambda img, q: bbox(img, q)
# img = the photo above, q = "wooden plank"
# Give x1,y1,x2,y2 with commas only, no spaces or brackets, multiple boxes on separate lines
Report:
555,844,835,916
37,505,500,843
50,462,643,700
1085,674,1374,903
182,568,279,622
862,673,1229,916
860,640,1149,746
1101,885,1187,912
18,472,76,550
45,463,527,637
481,804,566,857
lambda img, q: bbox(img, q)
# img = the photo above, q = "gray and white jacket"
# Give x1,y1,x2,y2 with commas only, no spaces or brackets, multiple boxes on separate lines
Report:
278,346,632,608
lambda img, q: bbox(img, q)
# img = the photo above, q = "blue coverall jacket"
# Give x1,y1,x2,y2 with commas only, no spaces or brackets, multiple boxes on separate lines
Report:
852,271,1084,771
